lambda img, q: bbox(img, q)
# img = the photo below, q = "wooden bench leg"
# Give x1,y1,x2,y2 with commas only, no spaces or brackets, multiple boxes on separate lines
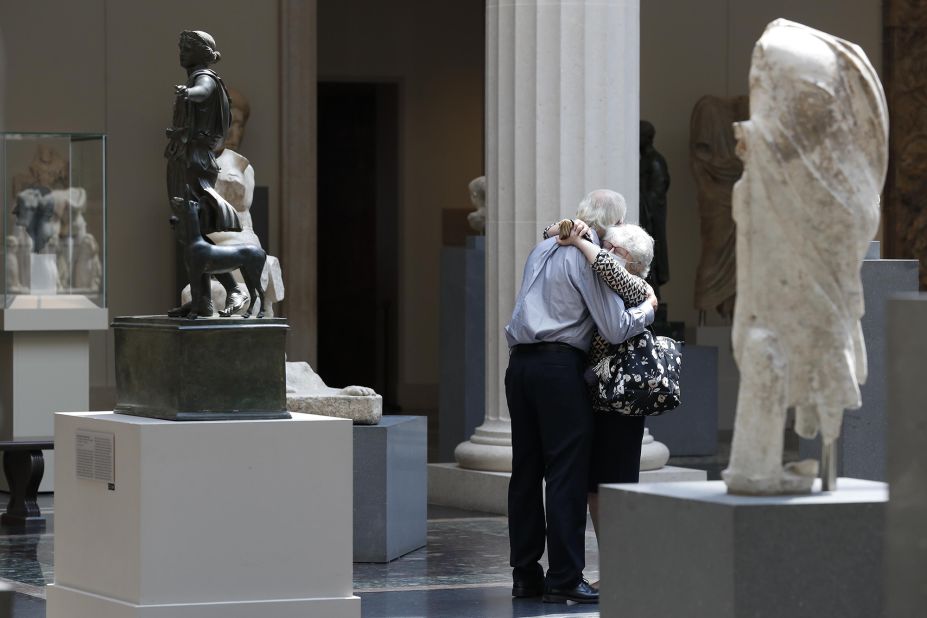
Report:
1,449,45,529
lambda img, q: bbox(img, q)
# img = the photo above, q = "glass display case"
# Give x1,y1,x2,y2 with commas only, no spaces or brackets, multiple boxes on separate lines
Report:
1,132,105,310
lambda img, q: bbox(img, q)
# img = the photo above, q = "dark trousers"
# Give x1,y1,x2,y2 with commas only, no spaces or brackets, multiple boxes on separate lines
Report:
506,344,593,588
588,413,646,491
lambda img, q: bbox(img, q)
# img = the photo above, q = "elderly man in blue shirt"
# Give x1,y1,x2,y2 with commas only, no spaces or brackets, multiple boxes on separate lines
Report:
505,189,657,604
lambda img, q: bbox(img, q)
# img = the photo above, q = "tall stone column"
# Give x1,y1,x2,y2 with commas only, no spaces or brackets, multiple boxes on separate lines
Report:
455,0,640,472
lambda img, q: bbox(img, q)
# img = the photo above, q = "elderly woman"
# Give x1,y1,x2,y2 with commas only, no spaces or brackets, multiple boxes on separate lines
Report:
558,225,654,536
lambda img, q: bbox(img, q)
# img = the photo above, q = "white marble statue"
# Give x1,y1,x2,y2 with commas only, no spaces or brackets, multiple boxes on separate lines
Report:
51,187,102,294
285,362,382,425
180,87,285,315
722,19,888,495
466,175,486,232
7,186,101,295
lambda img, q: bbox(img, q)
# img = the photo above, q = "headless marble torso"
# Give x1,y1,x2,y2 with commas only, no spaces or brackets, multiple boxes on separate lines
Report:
721,19,887,495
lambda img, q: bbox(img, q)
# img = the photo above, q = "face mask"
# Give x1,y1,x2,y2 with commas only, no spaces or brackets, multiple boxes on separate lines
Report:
610,251,628,269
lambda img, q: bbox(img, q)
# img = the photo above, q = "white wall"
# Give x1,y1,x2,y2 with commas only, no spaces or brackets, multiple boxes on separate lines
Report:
641,0,882,329
0,0,280,403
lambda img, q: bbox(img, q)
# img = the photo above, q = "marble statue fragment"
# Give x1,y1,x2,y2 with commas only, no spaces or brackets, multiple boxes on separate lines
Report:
466,176,486,232
722,19,888,495
11,144,68,196
181,148,286,316
690,94,749,321
285,362,382,425
7,186,102,295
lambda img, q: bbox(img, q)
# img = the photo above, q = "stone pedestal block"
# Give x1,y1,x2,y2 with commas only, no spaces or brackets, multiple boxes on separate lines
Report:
113,316,289,421
646,344,718,456
799,258,919,480
354,416,427,562
694,325,738,432
599,479,886,618
438,236,485,462
47,412,360,618
885,294,927,618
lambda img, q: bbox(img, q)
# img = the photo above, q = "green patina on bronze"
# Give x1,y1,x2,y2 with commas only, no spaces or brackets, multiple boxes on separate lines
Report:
113,316,290,421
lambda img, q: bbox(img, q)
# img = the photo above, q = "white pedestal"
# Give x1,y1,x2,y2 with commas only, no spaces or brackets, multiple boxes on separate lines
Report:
0,300,108,492
46,412,360,618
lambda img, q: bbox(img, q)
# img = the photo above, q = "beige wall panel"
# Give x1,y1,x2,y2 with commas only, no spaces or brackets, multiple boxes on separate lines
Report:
0,0,106,132
642,0,881,329
1,1,281,396
641,0,728,329
727,0,882,96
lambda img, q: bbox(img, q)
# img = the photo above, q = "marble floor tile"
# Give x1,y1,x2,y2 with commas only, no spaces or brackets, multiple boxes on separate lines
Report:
359,586,602,618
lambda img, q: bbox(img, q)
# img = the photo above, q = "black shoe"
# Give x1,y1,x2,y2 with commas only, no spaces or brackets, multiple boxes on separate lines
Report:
512,575,544,598
542,578,599,604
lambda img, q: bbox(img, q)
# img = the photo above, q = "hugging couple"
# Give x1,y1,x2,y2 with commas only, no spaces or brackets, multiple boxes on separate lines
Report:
505,189,659,604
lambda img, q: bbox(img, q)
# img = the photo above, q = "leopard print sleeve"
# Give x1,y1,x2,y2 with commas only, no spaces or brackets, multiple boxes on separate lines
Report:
591,250,649,306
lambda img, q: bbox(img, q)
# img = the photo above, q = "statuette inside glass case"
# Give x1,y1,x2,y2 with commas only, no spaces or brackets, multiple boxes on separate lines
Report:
2,132,106,309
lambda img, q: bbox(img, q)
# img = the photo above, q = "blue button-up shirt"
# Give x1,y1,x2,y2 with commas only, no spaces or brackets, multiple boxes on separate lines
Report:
504,235,654,352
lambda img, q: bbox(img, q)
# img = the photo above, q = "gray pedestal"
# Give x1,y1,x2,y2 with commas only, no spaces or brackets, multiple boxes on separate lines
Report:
600,479,886,618
646,344,718,456
799,258,919,480
438,236,485,461
354,415,427,562
694,325,738,432
885,294,927,618
112,316,289,421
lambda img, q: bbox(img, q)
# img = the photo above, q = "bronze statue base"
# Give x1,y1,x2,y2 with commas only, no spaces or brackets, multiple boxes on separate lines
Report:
112,316,290,421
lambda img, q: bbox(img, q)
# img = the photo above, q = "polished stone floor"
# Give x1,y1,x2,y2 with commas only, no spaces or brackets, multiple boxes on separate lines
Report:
0,444,752,617
0,497,602,617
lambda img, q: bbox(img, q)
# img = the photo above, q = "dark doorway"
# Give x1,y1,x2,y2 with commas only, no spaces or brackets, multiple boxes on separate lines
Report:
317,82,400,408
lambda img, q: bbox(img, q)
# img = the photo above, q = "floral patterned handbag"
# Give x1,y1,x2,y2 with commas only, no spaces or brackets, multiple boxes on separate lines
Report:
590,329,683,416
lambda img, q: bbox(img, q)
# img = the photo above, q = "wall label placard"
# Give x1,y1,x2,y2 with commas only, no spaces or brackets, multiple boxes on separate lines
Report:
76,429,115,486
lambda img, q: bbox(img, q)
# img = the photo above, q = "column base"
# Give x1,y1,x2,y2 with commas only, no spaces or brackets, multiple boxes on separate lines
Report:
454,440,512,472
454,419,512,472
640,429,670,471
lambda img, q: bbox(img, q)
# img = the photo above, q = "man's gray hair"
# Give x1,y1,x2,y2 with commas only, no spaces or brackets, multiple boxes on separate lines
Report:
604,224,654,278
575,189,627,235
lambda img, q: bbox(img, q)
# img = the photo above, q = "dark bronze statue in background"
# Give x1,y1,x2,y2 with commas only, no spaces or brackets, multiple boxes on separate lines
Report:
165,30,248,318
639,120,670,296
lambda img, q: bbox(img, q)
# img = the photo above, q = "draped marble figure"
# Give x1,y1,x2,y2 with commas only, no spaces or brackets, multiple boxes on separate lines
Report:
722,19,888,495
690,95,748,321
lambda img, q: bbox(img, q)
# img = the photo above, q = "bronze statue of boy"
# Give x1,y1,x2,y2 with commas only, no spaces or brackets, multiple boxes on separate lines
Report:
165,30,248,318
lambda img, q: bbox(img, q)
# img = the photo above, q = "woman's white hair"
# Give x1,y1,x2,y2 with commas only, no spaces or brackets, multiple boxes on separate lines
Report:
575,189,627,236
603,224,654,278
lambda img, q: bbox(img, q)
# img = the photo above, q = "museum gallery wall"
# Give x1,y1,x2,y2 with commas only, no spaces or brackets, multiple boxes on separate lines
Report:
0,0,881,417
